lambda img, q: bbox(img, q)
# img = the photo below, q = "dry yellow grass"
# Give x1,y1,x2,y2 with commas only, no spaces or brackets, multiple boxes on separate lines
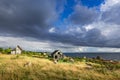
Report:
0,54,119,80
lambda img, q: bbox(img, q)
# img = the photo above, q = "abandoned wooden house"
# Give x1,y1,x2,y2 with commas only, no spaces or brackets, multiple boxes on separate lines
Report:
51,50,64,61
11,45,22,54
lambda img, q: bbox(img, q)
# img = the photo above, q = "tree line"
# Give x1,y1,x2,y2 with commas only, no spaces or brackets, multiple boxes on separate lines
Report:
0,47,11,54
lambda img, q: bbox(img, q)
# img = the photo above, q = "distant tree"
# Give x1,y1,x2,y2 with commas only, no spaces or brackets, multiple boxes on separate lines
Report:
0,48,3,52
96,56,102,60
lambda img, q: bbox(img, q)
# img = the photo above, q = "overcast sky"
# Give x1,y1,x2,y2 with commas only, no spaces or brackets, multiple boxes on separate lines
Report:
0,0,120,52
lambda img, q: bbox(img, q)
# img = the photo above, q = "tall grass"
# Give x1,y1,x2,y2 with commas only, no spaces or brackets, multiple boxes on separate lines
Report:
0,54,119,80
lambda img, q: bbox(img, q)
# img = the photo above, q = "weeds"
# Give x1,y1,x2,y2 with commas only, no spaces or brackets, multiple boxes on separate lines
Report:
0,54,119,80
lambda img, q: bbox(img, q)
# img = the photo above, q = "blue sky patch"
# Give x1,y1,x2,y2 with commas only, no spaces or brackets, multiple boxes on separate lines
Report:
81,0,105,8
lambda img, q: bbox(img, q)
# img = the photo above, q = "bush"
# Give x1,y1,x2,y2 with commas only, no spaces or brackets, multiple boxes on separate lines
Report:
4,48,11,54
0,48,3,52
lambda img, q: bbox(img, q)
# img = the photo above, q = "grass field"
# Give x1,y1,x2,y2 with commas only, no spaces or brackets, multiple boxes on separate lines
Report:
0,54,120,80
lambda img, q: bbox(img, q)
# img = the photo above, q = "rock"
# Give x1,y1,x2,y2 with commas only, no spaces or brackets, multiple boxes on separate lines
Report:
69,58,74,63
53,60,57,64
83,56,86,59
24,62,32,67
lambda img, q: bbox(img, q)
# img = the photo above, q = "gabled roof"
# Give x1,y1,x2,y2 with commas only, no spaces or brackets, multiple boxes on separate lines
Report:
11,45,22,51
51,50,62,55
17,45,22,51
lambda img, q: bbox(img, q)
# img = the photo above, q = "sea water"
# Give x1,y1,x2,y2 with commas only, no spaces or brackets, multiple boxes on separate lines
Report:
64,52,120,61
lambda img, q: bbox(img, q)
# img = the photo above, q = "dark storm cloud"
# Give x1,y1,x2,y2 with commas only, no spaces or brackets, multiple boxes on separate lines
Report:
101,4,120,25
0,0,57,36
68,5,99,25
44,28,108,48
0,0,120,49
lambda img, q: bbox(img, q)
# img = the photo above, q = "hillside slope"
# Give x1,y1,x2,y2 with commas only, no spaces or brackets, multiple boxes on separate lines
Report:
0,54,120,80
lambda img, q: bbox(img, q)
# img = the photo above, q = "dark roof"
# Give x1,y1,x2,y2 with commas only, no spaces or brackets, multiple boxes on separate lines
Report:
17,45,22,50
51,50,62,55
